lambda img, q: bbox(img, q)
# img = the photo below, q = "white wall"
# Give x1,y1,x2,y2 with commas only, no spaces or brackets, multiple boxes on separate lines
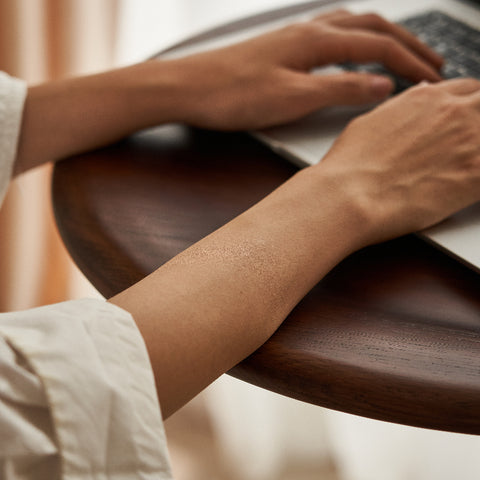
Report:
115,0,305,64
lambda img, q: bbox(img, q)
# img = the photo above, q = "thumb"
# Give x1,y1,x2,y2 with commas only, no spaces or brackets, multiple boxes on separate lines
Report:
309,72,394,107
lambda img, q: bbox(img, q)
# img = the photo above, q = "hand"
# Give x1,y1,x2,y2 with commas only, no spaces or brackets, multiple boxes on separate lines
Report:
109,16,455,416
318,78,480,245
15,9,443,175
170,9,443,130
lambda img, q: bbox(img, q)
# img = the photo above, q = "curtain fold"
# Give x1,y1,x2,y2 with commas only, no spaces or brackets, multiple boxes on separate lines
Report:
0,0,118,311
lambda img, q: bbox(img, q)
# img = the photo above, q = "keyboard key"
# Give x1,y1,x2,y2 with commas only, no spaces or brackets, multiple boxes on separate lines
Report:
343,10,480,92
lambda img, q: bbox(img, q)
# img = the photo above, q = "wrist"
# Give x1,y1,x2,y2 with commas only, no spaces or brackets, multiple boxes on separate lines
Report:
295,164,376,255
112,60,194,127
245,165,375,292
311,152,399,250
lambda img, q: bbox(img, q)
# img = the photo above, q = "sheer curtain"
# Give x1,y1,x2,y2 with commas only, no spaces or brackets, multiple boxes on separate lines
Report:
0,0,118,311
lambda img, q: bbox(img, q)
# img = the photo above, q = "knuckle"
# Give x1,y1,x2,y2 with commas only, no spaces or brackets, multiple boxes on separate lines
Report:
450,78,480,92
440,98,467,118
339,72,359,87
342,73,370,95
467,78,480,90
437,101,478,147
364,12,386,28
289,21,319,40
462,124,479,147
462,78,480,90
385,36,398,50
380,36,398,58
407,82,436,99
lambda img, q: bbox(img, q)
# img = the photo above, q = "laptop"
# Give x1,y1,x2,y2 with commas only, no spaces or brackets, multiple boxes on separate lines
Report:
157,0,480,272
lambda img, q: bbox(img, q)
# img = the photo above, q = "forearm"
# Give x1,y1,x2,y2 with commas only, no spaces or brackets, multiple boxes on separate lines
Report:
10,9,456,418
13,11,444,176
14,61,189,175
110,166,367,418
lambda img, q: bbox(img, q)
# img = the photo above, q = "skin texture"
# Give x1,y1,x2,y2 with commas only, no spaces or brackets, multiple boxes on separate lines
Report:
11,11,480,417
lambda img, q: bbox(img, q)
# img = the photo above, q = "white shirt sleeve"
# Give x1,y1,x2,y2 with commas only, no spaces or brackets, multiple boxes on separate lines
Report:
0,71,27,206
0,71,173,479
0,299,174,479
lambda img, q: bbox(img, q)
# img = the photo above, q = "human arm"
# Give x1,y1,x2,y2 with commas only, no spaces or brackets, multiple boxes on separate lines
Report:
13,10,443,175
12,11,473,420
111,78,480,418
0,75,172,472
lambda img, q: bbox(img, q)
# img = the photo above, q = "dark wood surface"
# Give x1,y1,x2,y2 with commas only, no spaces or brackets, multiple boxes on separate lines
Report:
53,124,480,435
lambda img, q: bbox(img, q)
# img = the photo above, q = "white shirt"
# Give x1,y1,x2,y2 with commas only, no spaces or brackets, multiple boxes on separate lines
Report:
0,72,173,479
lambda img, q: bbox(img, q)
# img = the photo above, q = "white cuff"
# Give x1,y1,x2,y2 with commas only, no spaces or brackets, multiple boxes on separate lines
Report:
0,298,173,479
0,72,27,207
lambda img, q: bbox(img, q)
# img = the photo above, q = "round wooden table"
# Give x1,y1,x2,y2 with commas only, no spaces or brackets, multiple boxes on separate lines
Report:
53,124,480,435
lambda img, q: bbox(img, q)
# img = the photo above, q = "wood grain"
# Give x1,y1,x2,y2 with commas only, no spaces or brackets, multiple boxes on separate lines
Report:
53,124,480,434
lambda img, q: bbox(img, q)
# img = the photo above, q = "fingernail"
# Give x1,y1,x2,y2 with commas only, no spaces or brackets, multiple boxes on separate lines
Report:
370,76,394,98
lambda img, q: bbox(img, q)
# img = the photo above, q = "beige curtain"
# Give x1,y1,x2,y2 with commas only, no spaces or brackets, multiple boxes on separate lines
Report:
0,0,118,311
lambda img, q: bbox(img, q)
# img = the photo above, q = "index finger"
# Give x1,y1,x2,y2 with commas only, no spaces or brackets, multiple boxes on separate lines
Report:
325,12,444,71
318,28,442,83
422,77,480,95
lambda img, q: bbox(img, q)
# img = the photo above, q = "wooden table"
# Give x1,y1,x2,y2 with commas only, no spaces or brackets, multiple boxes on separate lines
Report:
53,124,480,435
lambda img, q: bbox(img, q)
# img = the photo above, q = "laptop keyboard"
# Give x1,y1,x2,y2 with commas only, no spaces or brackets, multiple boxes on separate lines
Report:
343,10,480,92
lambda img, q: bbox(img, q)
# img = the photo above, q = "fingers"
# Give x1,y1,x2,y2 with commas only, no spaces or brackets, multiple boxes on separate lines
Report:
426,77,480,95
319,28,443,83
412,78,480,110
310,9,443,83
304,72,394,108
327,13,444,70
299,72,480,114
